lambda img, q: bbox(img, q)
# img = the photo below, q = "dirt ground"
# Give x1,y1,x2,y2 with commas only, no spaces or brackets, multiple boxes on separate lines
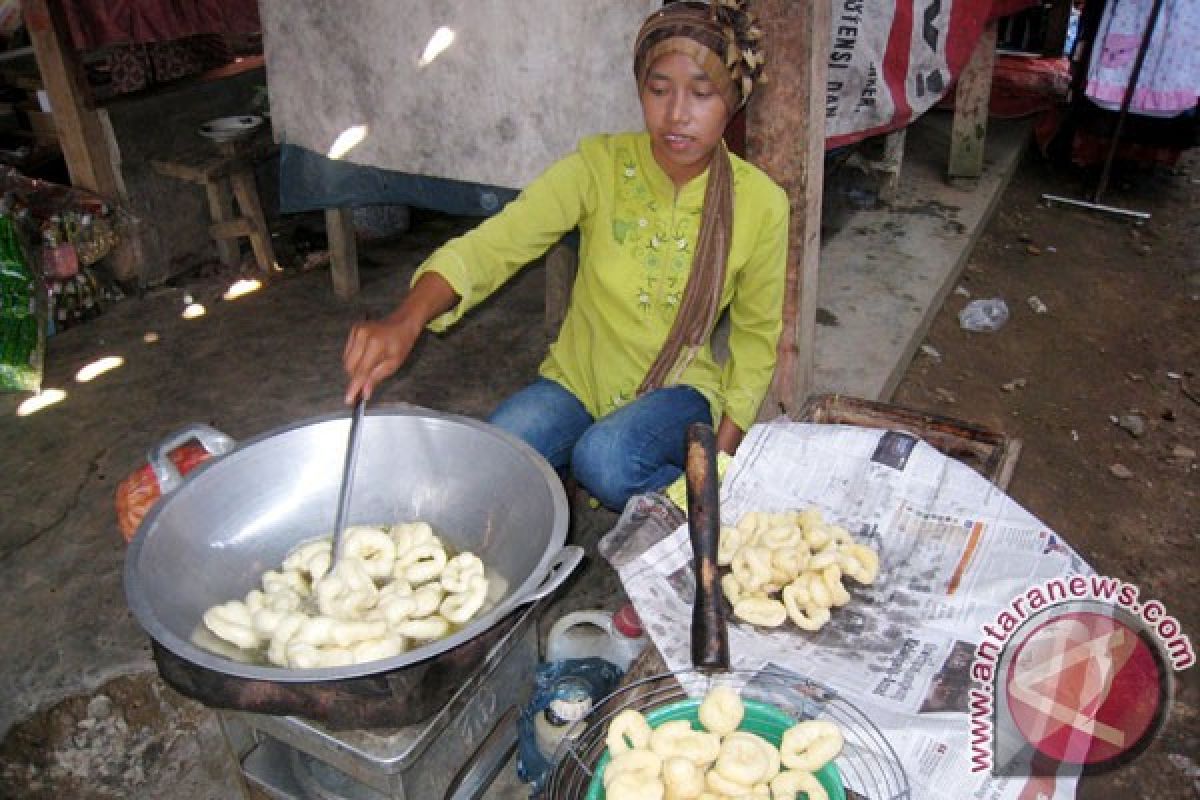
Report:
0,142,1197,799
890,149,1200,798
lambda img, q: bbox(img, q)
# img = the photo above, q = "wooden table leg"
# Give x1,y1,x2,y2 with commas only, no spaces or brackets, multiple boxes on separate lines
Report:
325,207,359,300
230,169,277,273
205,178,241,267
948,20,998,181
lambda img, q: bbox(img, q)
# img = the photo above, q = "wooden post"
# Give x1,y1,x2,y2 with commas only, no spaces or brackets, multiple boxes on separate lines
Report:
21,0,121,199
744,0,831,419
325,207,359,300
947,20,998,181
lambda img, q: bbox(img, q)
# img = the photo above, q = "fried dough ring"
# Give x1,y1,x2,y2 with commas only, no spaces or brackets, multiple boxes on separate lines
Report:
650,721,720,766
698,685,744,736
733,595,788,628
440,553,485,593
410,583,445,618
285,641,355,668
783,581,832,632
395,615,451,640
822,565,851,608
439,574,487,624
731,546,773,593
262,568,310,598
604,748,663,787
390,520,436,552
839,543,880,585
607,708,654,756
282,539,333,584
202,600,261,650
721,573,745,605
606,771,665,800
760,524,803,550
714,731,771,786
342,526,397,580
396,542,448,585
314,558,379,619
718,525,746,567
779,719,843,773
351,635,407,663
266,612,306,667
805,548,841,572
705,766,755,797
662,756,706,800
770,769,828,800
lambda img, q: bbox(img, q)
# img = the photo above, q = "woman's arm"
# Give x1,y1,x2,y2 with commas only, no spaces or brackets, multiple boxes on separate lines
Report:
342,271,459,403
721,182,790,432
341,145,598,402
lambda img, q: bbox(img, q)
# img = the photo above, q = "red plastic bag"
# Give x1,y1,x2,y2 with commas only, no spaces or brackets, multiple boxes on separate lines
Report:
115,443,211,543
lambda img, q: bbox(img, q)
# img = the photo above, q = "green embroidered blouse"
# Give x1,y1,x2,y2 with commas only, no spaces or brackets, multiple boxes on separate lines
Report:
414,131,789,432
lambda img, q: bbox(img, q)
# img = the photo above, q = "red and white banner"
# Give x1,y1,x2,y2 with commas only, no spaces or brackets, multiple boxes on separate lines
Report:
825,0,1038,148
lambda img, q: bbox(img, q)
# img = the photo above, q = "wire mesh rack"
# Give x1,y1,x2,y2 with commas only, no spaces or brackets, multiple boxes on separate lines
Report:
544,666,910,800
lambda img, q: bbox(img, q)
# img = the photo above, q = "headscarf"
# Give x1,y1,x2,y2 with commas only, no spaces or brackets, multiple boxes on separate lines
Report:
632,0,767,396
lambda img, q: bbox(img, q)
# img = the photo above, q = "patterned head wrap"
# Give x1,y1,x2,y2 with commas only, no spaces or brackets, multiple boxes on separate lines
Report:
634,0,766,112
632,1,768,397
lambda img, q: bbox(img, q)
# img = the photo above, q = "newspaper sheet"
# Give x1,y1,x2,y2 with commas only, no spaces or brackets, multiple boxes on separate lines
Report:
599,419,1094,800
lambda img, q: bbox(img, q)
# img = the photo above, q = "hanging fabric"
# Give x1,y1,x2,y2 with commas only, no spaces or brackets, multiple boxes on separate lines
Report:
1085,0,1200,117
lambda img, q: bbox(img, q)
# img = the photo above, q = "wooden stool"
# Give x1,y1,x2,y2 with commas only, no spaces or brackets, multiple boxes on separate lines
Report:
151,137,278,273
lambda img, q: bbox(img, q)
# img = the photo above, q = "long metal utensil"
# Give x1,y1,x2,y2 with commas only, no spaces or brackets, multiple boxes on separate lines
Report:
330,395,367,567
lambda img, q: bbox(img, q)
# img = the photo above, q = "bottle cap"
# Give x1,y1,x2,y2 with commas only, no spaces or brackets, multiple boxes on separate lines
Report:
547,694,593,725
613,603,644,639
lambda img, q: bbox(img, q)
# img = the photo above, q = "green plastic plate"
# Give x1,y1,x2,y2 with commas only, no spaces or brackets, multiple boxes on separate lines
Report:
585,697,846,799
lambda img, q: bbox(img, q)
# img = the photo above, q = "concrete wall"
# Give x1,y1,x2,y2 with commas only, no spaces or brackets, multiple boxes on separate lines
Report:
261,0,659,190
105,69,268,287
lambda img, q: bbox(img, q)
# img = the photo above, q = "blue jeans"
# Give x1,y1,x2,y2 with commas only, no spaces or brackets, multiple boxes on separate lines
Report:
488,378,712,511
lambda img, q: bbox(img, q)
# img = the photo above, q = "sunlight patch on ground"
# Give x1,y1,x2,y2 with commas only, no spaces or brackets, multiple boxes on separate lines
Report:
223,278,262,301
17,389,66,416
75,356,124,383
182,303,206,320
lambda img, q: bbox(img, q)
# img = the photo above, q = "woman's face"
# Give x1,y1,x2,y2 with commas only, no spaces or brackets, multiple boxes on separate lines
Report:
640,51,733,189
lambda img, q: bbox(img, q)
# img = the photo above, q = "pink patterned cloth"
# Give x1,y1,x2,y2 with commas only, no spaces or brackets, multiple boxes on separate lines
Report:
60,0,259,52
1085,0,1200,117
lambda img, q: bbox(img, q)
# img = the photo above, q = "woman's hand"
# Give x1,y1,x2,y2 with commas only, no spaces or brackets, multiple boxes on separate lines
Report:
716,415,744,455
342,272,460,403
342,315,421,404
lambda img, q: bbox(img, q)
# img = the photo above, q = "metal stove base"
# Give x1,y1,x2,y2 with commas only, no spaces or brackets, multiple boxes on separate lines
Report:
218,602,539,800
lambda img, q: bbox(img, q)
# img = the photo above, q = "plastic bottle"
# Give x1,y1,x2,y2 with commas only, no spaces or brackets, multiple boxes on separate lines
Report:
515,657,623,793
533,675,594,761
545,602,649,672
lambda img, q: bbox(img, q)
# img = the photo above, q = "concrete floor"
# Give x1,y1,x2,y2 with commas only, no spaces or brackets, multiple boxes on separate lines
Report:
0,112,1026,798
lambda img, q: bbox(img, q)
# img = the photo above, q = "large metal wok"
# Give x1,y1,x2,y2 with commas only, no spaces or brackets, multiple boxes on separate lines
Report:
124,405,580,692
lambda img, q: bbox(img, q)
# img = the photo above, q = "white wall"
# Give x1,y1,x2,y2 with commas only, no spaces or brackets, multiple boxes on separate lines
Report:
262,1,660,189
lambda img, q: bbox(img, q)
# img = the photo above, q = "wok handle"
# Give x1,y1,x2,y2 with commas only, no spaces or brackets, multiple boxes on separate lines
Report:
522,545,585,603
148,424,237,495
686,422,730,671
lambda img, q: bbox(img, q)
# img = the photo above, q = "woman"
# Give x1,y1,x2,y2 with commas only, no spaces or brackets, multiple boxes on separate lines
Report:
343,0,789,511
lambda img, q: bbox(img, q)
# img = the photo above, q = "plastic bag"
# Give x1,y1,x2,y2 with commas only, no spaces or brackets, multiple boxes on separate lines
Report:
0,208,44,391
958,298,1009,332
114,442,213,542
517,657,623,795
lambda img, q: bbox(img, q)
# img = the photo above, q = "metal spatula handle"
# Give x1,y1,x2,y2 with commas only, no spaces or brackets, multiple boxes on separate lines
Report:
331,396,367,566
